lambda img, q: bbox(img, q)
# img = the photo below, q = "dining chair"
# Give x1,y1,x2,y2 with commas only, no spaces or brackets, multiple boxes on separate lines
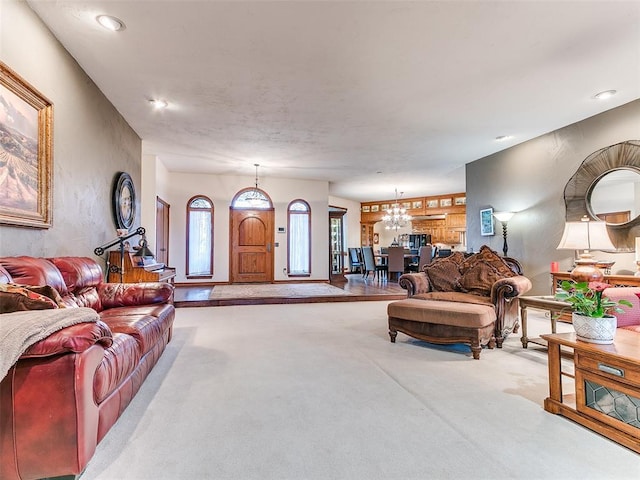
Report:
348,248,362,273
418,244,434,270
387,246,405,281
361,246,387,281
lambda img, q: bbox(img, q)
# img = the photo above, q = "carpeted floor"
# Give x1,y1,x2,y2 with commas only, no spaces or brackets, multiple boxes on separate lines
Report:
80,302,639,480
209,283,354,299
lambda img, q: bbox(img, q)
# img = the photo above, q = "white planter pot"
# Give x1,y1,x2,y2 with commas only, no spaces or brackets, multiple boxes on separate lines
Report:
572,313,617,344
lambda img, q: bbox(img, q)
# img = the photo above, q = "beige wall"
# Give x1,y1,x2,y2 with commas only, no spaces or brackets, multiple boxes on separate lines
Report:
466,99,640,295
0,0,141,258
163,171,330,283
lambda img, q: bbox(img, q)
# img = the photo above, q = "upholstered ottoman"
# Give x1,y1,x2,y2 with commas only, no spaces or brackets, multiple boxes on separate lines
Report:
388,298,497,359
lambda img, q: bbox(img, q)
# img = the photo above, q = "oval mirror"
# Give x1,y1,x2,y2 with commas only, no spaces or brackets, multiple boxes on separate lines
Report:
588,168,640,226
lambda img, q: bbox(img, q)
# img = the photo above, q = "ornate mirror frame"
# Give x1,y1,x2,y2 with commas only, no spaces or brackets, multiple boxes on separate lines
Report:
563,140,640,251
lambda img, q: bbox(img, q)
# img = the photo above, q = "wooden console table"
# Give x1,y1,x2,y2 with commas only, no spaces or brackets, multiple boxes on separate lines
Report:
107,251,176,284
541,330,640,454
551,272,640,292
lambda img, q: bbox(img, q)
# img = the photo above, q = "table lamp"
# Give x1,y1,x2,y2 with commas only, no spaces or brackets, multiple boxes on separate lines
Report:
556,216,615,282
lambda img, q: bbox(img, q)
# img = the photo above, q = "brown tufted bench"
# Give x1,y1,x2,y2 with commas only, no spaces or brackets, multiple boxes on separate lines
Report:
388,298,497,359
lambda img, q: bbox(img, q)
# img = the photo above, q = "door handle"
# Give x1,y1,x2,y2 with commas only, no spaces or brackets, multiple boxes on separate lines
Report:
267,243,271,252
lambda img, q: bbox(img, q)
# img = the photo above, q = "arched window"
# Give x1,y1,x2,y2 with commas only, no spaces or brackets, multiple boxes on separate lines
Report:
287,199,311,276
232,188,272,209
186,195,213,278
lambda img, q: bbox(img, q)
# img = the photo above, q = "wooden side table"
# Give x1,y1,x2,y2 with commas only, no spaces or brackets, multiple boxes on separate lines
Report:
542,330,640,454
518,295,570,348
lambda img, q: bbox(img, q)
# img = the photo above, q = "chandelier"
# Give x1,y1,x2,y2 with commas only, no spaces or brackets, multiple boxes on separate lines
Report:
382,189,412,231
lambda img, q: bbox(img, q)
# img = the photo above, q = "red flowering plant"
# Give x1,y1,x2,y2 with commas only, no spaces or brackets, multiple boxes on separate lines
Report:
555,281,632,318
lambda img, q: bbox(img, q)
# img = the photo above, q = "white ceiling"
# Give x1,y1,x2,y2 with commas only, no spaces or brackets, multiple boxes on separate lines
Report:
27,1,640,202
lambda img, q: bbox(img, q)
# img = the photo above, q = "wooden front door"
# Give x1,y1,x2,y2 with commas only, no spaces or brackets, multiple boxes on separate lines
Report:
155,196,170,265
229,208,274,283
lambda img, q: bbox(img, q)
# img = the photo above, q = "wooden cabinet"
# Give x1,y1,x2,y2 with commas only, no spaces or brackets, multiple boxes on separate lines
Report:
107,251,176,284
542,331,640,454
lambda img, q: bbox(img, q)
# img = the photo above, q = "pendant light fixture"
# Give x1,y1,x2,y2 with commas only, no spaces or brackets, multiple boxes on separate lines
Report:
382,189,412,231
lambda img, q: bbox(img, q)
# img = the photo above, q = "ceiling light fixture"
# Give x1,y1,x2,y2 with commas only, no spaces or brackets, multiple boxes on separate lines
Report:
382,189,412,231
593,90,617,100
495,135,513,142
96,15,125,31
149,99,168,109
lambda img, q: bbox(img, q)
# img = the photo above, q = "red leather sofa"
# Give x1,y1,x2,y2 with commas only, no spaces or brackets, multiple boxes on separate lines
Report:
0,256,175,480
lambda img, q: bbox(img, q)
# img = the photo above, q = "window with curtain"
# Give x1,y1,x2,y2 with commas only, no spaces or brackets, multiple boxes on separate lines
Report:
186,195,213,278
287,200,311,276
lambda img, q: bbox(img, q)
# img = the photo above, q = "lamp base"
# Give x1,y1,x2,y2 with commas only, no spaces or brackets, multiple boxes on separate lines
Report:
570,252,604,283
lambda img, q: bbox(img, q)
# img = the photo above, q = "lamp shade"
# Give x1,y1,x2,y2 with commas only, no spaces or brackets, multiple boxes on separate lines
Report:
493,211,515,223
556,220,615,251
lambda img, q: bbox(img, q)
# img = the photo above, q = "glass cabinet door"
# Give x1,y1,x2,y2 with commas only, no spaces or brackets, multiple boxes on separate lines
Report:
330,217,343,274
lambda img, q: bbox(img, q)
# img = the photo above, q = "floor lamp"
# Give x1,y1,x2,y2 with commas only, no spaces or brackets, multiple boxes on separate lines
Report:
493,211,515,256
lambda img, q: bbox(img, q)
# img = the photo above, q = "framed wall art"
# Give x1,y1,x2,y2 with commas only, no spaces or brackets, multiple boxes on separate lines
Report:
112,172,136,230
371,205,379,212
361,205,370,213
0,62,53,228
440,198,452,207
480,208,494,236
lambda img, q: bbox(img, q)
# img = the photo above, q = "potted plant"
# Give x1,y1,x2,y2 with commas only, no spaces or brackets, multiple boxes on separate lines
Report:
555,280,632,344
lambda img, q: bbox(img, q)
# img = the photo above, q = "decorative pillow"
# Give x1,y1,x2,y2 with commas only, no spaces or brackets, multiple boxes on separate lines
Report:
0,283,60,313
461,245,516,278
423,252,466,292
458,246,516,296
601,288,640,328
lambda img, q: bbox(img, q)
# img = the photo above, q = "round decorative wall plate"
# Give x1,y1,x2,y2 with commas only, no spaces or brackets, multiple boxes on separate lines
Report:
112,172,136,230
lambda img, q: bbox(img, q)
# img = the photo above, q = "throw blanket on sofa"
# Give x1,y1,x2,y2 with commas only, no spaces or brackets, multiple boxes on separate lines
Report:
0,307,99,381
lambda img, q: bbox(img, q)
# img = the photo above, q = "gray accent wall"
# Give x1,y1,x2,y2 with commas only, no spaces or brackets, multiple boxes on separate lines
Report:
0,0,142,258
466,99,640,295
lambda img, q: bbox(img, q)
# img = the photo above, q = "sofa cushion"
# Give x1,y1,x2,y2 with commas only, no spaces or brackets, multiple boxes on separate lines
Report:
412,291,494,306
93,332,142,404
423,252,466,292
0,256,69,296
388,298,496,328
0,283,59,313
459,246,516,296
99,304,174,355
48,257,103,292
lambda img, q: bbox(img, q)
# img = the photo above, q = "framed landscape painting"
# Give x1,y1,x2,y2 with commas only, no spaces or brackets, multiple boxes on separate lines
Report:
480,208,494,236
0,62,53,228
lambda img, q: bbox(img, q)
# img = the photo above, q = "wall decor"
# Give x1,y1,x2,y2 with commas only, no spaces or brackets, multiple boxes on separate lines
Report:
412,201,423,209
381,204,390,211
371,205,379,212
427,199,438,208
0,62,52,228
480,208,494,236
440,198,452,207
455,196,466,205
362,205,370,213
112,172,136,230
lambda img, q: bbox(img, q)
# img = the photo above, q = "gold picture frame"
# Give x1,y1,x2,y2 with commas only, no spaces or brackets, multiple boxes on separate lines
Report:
412,201,422,209
361,205,370,213
440,198,452,207
455,196,466,205
0,62,52,228
426,199,438,208
371,205,379,212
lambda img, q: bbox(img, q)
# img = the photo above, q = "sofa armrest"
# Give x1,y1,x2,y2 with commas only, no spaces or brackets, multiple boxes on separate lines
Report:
97,282,174,308
490,275,532,304
398,272,431,297
20,321,113,359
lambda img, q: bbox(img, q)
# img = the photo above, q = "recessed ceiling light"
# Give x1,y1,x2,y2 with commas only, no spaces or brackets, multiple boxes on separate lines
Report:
149,99,168,109
96,15,125,32
495,135,513,142
593,90,617,100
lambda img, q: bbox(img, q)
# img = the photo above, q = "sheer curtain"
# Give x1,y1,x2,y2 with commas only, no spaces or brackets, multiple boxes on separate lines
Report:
188,209,212,276
289,214,309,274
